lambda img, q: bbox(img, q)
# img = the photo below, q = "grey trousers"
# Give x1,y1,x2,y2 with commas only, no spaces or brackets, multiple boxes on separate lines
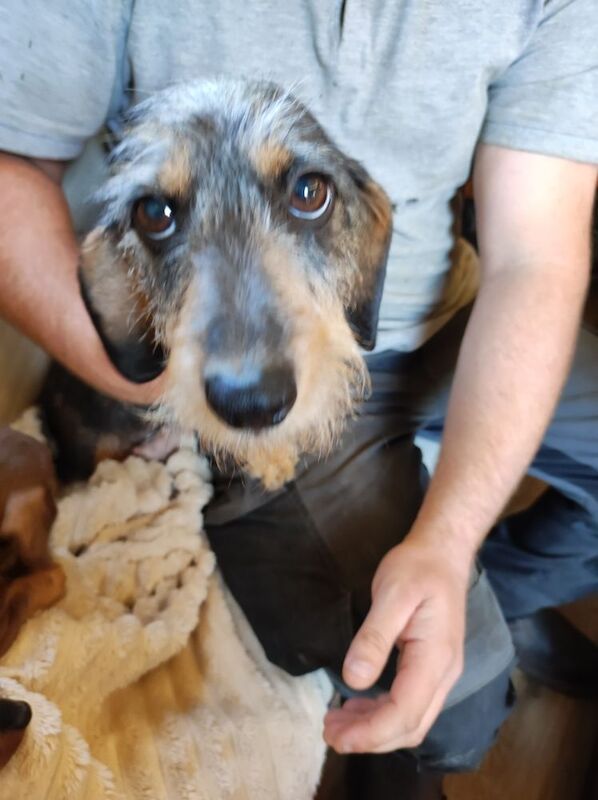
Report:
204,305,598,771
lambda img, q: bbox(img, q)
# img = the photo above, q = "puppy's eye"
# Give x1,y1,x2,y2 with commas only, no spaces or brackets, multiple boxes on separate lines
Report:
289,173,334,221
132,196,177,240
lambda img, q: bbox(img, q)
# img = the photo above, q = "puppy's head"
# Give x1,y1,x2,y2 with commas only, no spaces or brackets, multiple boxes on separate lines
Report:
81,80,393,488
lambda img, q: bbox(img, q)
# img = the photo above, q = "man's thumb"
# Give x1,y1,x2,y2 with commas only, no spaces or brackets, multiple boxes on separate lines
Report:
343,599,407,689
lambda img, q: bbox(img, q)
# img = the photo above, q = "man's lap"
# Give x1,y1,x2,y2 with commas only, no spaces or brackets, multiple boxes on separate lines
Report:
204,310,597,767
204,309,514,767
540,322,598,476
479,323,598,616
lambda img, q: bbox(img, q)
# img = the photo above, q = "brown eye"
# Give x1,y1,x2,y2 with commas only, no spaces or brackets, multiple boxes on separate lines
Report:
132,196,177,240
289,173,334,221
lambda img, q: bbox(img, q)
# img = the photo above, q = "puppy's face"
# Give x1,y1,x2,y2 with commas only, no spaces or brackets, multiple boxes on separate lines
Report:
81,81,393,488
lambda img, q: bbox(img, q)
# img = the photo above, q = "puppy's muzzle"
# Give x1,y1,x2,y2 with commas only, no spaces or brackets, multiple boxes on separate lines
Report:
204,362,297,430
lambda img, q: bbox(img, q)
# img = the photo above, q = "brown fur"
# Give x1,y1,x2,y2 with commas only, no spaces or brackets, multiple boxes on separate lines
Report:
157,141,192,198
249,140,294,182
0,431,65,659
155,243,367,488
81,232,157,347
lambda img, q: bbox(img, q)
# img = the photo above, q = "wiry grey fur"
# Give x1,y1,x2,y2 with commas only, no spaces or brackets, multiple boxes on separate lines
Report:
79,79,393,488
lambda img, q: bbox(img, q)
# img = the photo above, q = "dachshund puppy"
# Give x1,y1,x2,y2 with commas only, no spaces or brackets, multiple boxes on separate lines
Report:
43,80,393,489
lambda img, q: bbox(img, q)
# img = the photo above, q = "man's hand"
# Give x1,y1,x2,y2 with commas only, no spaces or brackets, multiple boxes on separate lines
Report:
0,152,166,405
323,537,470,753
326,147,596,756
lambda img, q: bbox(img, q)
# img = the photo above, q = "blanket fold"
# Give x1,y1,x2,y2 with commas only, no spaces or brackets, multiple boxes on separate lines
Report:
0,411,330,799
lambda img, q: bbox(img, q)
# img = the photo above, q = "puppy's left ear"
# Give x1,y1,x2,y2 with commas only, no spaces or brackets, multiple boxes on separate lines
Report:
345,164,393,351
79,228,166,383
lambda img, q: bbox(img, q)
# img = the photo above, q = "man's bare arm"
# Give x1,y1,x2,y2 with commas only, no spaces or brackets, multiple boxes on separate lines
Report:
324,145,597,754
410,146,596,556
0,152,164,404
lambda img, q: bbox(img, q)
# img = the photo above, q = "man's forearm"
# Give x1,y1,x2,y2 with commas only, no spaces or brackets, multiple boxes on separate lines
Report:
0,153,162,403
327,149,597,756
329,271,590,754
409,261,590,562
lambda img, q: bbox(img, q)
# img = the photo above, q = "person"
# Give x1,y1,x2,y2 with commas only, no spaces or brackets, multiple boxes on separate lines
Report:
0,2,596,796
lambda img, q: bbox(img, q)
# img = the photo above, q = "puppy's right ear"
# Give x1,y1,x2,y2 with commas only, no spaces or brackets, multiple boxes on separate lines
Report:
79,229,166,383
344,163,393,351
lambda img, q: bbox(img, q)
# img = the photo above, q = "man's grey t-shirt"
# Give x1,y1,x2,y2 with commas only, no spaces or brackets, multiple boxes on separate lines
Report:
1,0,597,352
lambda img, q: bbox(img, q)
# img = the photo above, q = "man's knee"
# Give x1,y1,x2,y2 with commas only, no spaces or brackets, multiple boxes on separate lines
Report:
413,664,516,771
206,421,429,677
412,567,516,770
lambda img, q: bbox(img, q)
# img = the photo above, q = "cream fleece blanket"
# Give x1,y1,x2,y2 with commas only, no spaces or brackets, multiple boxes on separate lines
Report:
0,411,330,800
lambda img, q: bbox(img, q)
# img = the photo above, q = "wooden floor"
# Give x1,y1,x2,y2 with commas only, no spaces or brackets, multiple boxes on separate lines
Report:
445,596,598,800
316,597,598,800
444,479,598,800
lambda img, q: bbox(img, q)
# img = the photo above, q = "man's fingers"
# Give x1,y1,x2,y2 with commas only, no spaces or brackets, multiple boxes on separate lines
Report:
343,586,416,690
334,696,389,716
324,695,387,748
333,541,469,752
368,667,458,754
327,694,411,752
328,636,463,753
389,635,463,719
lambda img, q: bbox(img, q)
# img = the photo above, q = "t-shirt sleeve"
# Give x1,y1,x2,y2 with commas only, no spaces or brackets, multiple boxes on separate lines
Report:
480,0,598,165
0,3,130,160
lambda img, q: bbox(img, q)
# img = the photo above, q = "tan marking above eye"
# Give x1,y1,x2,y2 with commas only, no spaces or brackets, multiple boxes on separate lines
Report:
157,145,192,197
249,141,294,180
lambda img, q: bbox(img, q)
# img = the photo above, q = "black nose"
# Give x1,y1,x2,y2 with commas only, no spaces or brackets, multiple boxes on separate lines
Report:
204,364,297,430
